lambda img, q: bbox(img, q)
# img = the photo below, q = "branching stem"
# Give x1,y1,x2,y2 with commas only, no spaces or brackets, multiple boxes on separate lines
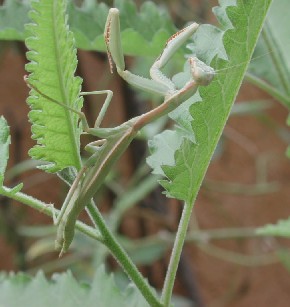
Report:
0,186,162,306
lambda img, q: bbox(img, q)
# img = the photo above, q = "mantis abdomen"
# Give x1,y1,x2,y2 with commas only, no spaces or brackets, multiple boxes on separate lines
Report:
56,121,137,255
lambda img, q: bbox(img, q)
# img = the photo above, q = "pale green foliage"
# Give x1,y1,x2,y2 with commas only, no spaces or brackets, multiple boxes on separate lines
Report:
25,0,83,172
72,0,176,56
0,0,30,40
257,217,290,237
0,0,175,57
147,0,272,204
0,267,147,307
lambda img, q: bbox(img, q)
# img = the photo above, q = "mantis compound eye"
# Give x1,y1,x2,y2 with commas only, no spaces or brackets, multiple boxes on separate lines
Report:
189,57,215,86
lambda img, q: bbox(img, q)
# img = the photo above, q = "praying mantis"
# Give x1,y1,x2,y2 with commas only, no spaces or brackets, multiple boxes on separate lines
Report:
28,8,215,256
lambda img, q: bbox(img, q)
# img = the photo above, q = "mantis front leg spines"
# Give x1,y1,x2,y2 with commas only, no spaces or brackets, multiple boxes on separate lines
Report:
27,8,215,256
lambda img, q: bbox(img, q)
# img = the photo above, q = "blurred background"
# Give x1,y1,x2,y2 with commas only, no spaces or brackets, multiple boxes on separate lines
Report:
0,0,290,306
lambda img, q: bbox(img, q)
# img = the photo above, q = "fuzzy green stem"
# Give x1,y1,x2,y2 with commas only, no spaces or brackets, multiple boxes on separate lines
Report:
0,186,103,242
161,201,193,306
86,201,162,307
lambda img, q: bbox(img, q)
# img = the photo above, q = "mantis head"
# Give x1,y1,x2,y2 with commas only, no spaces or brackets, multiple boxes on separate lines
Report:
189,57,215,86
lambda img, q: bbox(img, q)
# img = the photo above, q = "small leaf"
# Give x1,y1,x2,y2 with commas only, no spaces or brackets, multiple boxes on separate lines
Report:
256,217,290,237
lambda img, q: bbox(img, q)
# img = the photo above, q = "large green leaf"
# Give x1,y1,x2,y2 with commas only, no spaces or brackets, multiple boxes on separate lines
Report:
0,268,147,307
25,0,83,172
147,0,272,204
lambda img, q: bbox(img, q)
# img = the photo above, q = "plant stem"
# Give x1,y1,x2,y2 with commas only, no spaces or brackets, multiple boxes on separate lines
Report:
87,201,162,307
197,243,279,266
203,177,280,195
1,186,161,305
161,201,193,306
92,210,163,306
0,186,103,243
262,22,290,95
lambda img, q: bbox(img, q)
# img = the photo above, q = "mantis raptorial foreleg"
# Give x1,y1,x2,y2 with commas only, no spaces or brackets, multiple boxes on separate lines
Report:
104,8,212,99
27,7,215,256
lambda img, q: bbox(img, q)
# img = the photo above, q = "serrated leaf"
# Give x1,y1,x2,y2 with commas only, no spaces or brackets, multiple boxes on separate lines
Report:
0,116,10,186
147,129,189,177
0,267,148,307
256,217,290,237
25,0,83,172
147,0,272,204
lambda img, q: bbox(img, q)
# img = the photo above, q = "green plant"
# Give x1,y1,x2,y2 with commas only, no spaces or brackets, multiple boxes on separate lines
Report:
2,0,286,306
